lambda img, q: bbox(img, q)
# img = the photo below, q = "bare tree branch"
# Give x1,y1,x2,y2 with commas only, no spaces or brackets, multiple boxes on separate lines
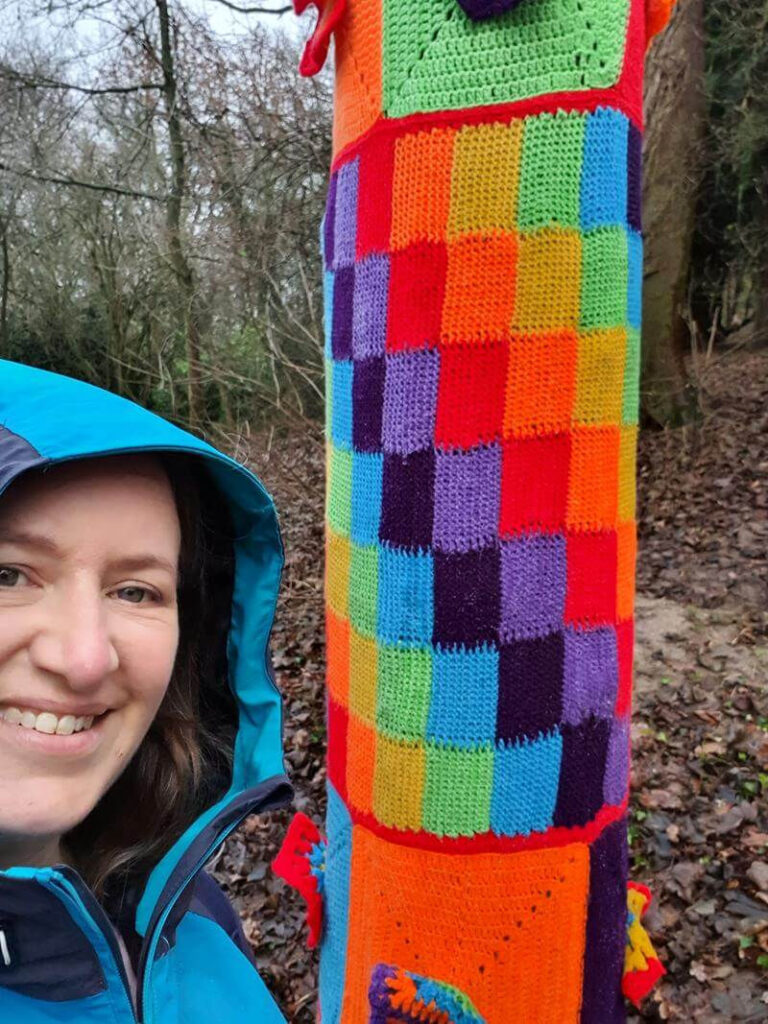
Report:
208,0,292,14
0,162,163,201
0,65,164,95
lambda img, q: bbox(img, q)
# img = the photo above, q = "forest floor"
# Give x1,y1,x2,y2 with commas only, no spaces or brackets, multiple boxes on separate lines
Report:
212,347,768,1023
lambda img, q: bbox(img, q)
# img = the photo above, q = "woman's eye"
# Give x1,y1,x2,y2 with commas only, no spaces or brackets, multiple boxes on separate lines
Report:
0,566,23,587
114,586,154,604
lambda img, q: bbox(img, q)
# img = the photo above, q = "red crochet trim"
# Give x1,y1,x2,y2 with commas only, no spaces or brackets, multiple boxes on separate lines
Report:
272,811,325,948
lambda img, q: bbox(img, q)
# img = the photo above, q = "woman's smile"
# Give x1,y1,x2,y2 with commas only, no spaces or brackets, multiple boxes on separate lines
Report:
0,704,110,757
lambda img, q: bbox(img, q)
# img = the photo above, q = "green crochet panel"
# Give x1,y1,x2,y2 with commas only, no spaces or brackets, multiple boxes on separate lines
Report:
382,0,632,119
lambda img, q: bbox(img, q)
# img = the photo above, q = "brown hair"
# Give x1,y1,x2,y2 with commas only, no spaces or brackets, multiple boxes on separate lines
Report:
65,454,240,898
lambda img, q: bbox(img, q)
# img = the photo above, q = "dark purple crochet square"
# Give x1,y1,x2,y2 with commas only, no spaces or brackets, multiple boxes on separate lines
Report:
433,444,502,553
381,349,440,455
553,716,611,828
379,449,435,551
352,356,385,453
457,0,525,20
496,633,564,743
627,122,642,233
580,815,629,1023
331,265,354,361
433,546,501,648
323,172,337,270
352,254,389,359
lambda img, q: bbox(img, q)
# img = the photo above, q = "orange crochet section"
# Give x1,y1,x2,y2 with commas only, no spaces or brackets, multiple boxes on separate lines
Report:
646,0,677,47
332,0,382,155
341,823,591,1023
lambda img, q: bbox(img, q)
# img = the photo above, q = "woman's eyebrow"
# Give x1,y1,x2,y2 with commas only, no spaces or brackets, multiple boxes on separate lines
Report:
0,528,62,555
109,555,178,577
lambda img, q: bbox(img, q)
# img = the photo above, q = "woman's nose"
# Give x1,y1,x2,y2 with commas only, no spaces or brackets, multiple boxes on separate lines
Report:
28,588,119,689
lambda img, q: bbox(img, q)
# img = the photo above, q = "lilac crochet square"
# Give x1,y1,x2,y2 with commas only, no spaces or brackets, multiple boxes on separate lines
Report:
499,534,566,641
433,546,501,648
323,172,337,270
331,266,354,361
496,633,564,742
562,626,619,725
433,444,502,553
379,449,435,551
603,713,630,806
382,349,440,455
553,716,611,828
333,158,359,268
352,356,385,453
352,254,389,358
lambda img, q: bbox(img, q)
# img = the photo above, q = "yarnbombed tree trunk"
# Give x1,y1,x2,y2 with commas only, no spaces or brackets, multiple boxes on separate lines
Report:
278,0,677,1020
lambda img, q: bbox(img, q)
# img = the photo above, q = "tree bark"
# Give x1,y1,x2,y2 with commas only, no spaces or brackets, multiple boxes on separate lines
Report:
642,0,705,426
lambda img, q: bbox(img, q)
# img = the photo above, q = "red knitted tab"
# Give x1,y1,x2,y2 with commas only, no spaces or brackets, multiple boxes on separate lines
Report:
293,0,346,77
272,812,326,948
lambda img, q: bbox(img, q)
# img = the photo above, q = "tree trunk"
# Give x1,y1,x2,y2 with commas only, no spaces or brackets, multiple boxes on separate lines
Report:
642,0,705,426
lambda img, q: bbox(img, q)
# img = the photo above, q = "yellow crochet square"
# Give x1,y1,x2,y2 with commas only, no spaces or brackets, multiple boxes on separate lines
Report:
326,528,351,618
574,328,627,426
348,627,378,725
513,229,582,331
618,424,638,522
448,121,523,238
373,735,426,831
391,127,456,249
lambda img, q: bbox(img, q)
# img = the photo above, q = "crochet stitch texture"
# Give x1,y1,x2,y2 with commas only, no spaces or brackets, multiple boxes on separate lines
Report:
302,0,676,1019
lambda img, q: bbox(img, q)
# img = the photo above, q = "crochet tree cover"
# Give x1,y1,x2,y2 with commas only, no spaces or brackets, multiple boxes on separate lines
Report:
278,1,676,1020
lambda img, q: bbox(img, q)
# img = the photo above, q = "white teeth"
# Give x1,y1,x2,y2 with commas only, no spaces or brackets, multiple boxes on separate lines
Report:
0,706,99,735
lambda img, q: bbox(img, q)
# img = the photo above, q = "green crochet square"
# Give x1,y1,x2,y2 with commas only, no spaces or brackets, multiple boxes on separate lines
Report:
348,542,379,636
580,227,629,329
622,327,641,424
382,0,631,119
517,112,586,230
327,445,352,537
423,741,494,836
377,645,433,740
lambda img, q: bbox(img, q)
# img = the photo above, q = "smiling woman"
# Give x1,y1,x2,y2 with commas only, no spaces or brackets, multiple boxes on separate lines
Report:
0,360,291,1023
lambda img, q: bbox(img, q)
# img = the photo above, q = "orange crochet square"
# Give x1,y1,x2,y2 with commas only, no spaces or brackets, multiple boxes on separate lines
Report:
348,627,377,725
372,735,425,831
513,229,582,331
326,607,350,708
346,713,377,815
332,0,382,157
574,328,627,425
341,826,590,1023
617,520,637,622
449,120,523,237
442,232,518,343
618,424,638,522
566,426,620,531
391,128,455,250
503,330,578,438
326,528,351,618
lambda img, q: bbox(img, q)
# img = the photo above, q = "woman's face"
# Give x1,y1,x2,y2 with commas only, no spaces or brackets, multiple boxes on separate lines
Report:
0,456,181,864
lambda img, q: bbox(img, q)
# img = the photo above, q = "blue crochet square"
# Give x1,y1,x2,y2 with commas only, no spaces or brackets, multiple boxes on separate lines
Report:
627,229,643,330
580,108,629,231
427,645,499,747
490,731,562,836
351,451,383,546
319,782,352,1023
377,546,433,646
331,359,353,449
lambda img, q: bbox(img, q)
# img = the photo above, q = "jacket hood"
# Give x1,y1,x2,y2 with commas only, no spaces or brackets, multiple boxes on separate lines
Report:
0,360,289,935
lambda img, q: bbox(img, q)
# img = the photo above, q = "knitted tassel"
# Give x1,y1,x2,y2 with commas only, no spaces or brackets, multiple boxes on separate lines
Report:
622,882,666,1008
293,0,346,77
272,812,327,948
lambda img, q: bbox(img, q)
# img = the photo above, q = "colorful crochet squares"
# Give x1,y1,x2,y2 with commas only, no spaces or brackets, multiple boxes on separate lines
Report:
324,104,639,842
341,822,590,1022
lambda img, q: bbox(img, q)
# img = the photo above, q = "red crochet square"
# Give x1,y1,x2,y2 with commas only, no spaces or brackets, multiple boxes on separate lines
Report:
615,618,634,716
565,530,618,627
387,242,447,352
326,694,348,801
500,434,571,536
435,340,508,449
356,132,395,259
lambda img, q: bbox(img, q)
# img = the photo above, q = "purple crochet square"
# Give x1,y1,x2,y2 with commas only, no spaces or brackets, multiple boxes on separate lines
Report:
379,449,435,551
352,356,385,453
433,546,501,648
323,172,337,270
457,0,524,18
382,349,440,455
627,122,642,233
352,254,389,359
333,157,359,268
580,816,629,1023
331,265,354,361
499,534,566,641
496,633,564,742
553,716,611,828
603,714,630,806
562,626,619,725
433,444,502,553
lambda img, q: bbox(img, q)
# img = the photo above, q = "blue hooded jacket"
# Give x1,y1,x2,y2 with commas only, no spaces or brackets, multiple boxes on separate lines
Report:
0,360,291,1022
